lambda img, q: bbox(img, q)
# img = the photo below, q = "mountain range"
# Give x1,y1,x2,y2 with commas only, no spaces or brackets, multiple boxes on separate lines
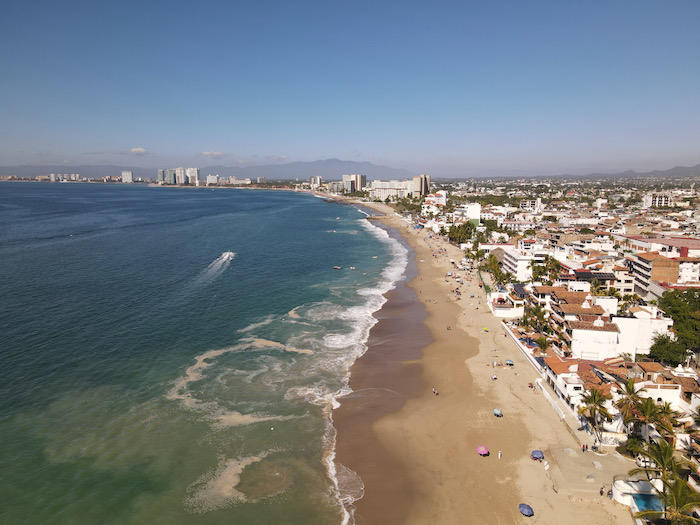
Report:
1,159,699,181
0,159,417,181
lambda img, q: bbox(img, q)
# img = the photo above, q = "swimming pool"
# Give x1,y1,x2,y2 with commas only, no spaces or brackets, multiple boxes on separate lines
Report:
632,492,664,512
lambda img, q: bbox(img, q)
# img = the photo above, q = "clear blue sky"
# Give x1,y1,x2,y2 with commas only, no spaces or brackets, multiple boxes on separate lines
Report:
2,0,699,177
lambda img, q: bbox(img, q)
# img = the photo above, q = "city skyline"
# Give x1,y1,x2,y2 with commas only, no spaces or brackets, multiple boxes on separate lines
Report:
2,1,699,178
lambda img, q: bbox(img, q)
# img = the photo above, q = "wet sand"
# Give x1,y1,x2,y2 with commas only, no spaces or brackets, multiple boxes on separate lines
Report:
334,227,430,525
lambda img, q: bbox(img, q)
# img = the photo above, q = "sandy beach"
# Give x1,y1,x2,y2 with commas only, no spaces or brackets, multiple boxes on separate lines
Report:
333,201,631,524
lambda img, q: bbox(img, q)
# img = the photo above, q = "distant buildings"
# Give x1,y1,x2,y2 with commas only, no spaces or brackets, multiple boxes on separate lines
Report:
186,167,200,186
157,167,200,186
342,174,366,193
121,170,133,183
368,174,431,201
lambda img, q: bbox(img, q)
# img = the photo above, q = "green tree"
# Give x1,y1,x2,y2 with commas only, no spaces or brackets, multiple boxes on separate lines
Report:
658,289,700,354
634,397,661,442
578,387,612,444
534,336,549,354
649,333,688,366
629,439,683,482
615,378,641,430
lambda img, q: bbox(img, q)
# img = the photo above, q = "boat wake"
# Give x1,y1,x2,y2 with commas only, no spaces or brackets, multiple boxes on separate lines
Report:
193,251,236,286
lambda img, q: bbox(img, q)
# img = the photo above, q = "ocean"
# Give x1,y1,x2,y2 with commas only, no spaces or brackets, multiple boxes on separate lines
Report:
0,182,407,524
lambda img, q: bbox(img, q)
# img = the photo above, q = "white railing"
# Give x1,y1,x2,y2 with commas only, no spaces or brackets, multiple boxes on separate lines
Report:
535,378,566,420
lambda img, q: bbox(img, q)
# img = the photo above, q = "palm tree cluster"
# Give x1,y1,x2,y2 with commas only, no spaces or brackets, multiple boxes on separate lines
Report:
604,380,700,523
629,439,700,524
614,379,681,442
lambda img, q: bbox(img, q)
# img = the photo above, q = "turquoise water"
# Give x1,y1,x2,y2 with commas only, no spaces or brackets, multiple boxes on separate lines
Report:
632,492,664,512
0,182,406,524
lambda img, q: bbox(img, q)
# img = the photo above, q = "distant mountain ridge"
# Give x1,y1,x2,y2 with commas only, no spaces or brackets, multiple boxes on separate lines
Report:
1,159,699,180
0,159,418,181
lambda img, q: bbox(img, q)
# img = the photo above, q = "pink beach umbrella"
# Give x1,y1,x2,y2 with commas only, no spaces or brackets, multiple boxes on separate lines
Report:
477,445,489,456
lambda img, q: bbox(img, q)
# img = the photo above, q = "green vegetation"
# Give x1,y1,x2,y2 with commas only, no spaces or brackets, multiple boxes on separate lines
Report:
658,290,700,355
577,387,612,444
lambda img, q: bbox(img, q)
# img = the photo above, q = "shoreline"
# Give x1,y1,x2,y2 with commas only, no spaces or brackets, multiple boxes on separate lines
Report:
334,200,631,524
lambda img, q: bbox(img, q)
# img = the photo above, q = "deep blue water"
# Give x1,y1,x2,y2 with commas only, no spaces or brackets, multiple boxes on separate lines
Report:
0,182,406,524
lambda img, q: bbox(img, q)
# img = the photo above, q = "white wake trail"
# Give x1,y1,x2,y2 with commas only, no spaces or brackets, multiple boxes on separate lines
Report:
193,251,236,286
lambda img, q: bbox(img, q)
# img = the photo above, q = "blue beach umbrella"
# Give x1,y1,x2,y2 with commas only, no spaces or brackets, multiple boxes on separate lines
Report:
493,408,503,417
519,503,534,516
531,450,544,460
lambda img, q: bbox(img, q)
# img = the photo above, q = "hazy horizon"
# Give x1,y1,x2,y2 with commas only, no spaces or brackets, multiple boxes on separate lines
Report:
2,1,699,178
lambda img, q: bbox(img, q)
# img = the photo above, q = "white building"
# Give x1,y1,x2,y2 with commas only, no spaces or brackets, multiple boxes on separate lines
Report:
568,319,620,361
186,167,200,186
342,174,366,192
175,167,186,185
206,174,219,186
643,193,673,208
369,180,414,201
612,306,674,360
502,248,536,282
121,170,133,183
454,202,481,222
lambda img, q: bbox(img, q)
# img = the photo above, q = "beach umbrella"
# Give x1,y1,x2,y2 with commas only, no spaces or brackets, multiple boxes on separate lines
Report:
477,445,489,456
493,408,503,417
531,450,544,460
518,503,534,517
505,359,514,366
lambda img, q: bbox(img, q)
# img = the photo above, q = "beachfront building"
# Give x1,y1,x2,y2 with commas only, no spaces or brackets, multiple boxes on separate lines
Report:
121,170,133,183
176,167,186,185
525,285,674,361
368,180,414,201
413,174,430,197
186,167,200,186
206,174,219,186
453,202,481,224
487,284,526,318
342,174,366,193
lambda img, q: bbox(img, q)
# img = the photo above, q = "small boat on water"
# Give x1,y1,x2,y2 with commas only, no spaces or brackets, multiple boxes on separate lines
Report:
333,266,342,270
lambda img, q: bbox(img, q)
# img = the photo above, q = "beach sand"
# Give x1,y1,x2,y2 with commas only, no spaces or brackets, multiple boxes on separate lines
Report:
333,201,631,524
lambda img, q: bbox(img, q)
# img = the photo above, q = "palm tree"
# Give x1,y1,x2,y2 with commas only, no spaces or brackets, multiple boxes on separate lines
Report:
656,402,682,437
635,477,700,524
629,439,683,482
615,378,641,431
534,336,549,355
635,397,661,442
578,387,612,444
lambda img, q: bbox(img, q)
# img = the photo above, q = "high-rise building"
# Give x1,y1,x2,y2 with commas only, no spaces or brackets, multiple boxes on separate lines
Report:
165,169,177,185
186,167,199,186
121,170,133,183
206,174,219,186
157,169,165,183
342,174,366,193
413,174,430,197
175,167,186,185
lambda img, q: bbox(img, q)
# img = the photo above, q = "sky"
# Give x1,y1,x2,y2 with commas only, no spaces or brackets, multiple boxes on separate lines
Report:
2,0,699,177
